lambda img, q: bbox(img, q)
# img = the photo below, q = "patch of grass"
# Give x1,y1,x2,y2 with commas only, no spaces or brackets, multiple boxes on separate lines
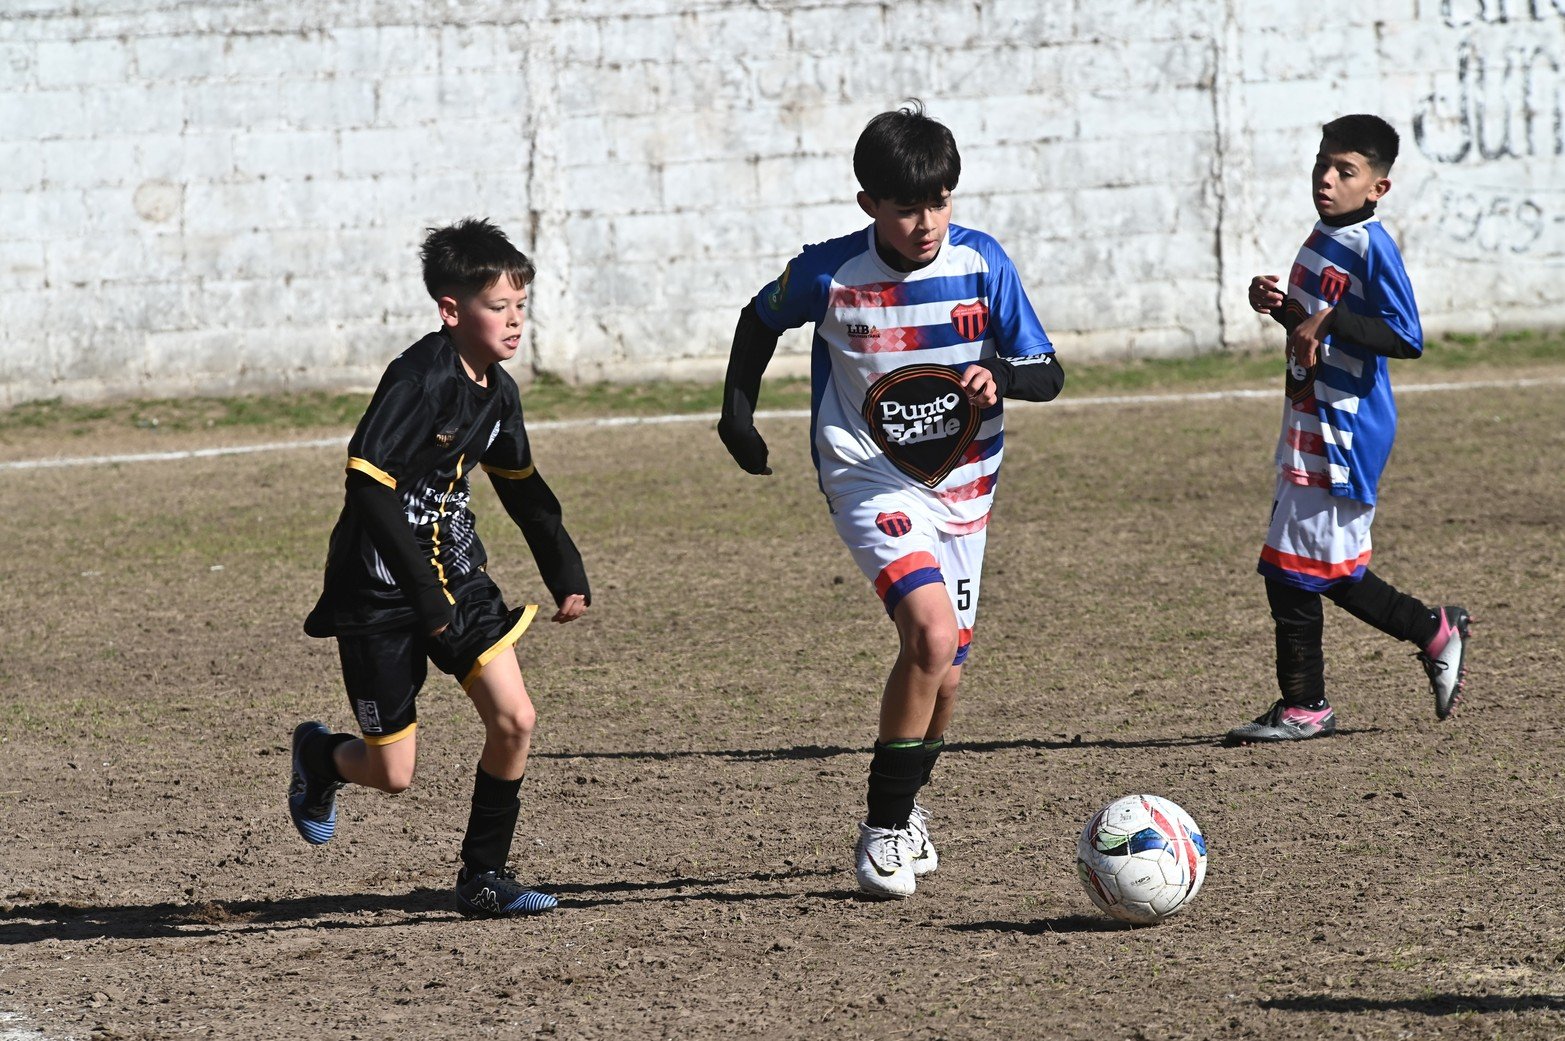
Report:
0,391,371,436
1063,326,1565,395
3,328,1561,437
518,372,812,421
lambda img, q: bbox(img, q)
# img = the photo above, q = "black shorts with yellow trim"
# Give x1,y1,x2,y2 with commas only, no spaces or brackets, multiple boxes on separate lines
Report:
336,569,537,746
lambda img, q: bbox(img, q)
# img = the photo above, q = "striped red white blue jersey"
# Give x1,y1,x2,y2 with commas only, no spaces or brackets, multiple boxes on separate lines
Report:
1276,216,1422,506
752,223,1053,532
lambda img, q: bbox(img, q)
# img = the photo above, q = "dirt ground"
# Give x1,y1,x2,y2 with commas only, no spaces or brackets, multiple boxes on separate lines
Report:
2,367,1563,1040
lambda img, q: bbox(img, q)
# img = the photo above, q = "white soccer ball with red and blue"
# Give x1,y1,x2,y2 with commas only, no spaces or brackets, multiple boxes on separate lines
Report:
1076,794,1207,925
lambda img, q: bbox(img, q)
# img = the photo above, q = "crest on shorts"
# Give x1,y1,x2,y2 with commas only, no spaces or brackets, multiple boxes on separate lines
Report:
861,364,981,488
950,300,989,341
876,511,912,538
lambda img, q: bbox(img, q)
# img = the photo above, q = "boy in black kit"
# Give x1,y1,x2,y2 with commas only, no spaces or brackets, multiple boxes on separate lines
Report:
290,218,589,917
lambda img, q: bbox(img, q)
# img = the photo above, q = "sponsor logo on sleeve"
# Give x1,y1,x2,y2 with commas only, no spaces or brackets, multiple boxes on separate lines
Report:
763,262,793,313
861,364,982,487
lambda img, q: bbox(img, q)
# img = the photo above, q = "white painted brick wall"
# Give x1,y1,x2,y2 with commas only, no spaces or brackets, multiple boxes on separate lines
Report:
1,0,1562,404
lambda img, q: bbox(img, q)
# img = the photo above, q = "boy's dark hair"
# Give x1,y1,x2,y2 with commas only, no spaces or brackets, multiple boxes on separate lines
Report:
853,99,961,202
1321,114,1400,173
419,218,536,300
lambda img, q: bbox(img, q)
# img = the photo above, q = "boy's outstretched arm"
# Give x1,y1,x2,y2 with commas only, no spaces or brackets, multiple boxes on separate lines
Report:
345,470,454,634
717,303,780,475
488,470,591,622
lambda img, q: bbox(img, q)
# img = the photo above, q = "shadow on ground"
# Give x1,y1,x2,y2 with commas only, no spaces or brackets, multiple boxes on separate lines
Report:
536,734,1227,763
0,867,842,944
948,914,1137,935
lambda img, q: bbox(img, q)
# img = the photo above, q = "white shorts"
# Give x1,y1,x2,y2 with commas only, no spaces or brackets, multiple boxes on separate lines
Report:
1258,475,1375,592
829,486,987,666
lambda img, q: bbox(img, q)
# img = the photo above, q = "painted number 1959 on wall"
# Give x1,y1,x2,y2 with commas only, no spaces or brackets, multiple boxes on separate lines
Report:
1437,189,1563,260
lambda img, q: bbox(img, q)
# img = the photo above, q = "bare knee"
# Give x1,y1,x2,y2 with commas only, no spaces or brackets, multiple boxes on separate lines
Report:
902,620,959,674
486,701,537,752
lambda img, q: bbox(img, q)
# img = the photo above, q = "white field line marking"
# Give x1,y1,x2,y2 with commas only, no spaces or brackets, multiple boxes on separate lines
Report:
2,374,1561,474
0,1011,70,1041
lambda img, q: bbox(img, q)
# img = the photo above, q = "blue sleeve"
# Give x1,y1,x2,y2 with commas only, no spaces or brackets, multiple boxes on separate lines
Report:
752,250,824,334
1361,225,1423,358
979,237,1053,360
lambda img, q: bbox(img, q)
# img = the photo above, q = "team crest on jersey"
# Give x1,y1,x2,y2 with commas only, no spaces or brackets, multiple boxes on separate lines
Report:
950,300,989,341
876,511,913,538
1318,266,1350,305
861,364,981,488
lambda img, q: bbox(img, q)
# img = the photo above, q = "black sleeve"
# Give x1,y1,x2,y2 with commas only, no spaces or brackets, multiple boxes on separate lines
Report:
716,303,780,473
489,469,591,608
1331,309,1420,359
345,470,453,633
978,353,1065,402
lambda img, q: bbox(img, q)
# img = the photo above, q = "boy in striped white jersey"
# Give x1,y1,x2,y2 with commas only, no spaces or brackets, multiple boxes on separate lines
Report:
1226,115,1469,746
717,102,1065,897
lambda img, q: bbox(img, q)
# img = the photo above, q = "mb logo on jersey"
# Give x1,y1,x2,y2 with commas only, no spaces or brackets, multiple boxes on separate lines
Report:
950,300,989,341
862,364,981,488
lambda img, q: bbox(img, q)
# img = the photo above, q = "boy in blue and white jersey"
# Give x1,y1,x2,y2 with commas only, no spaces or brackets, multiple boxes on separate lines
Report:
1226,114,1470,745
718,102,1064,898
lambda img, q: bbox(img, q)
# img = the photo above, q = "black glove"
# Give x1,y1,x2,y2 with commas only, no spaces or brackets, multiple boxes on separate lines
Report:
717,417,772,475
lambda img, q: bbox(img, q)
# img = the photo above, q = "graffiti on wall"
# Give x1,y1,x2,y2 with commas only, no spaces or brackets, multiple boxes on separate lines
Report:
1411,3,1565,260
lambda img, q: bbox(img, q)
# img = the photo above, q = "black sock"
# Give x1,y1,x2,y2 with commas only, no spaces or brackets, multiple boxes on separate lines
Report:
460,765,522,875
1275,622,1328,708
865,740,925,829
919,737,945,788
1267,579,1327,708
1326,569,1439,646
302,730,352,785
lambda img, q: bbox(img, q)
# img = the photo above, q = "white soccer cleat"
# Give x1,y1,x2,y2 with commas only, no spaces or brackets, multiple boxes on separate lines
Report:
908,802,939,876
855,821,917,898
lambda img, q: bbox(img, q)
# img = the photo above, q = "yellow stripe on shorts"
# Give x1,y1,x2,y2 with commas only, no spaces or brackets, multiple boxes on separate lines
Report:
460,603,539,691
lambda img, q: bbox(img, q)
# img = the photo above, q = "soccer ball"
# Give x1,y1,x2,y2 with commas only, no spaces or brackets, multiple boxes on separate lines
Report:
1076,794,1208,925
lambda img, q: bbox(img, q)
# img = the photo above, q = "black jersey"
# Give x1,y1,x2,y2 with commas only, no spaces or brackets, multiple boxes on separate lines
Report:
305,331,587,637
